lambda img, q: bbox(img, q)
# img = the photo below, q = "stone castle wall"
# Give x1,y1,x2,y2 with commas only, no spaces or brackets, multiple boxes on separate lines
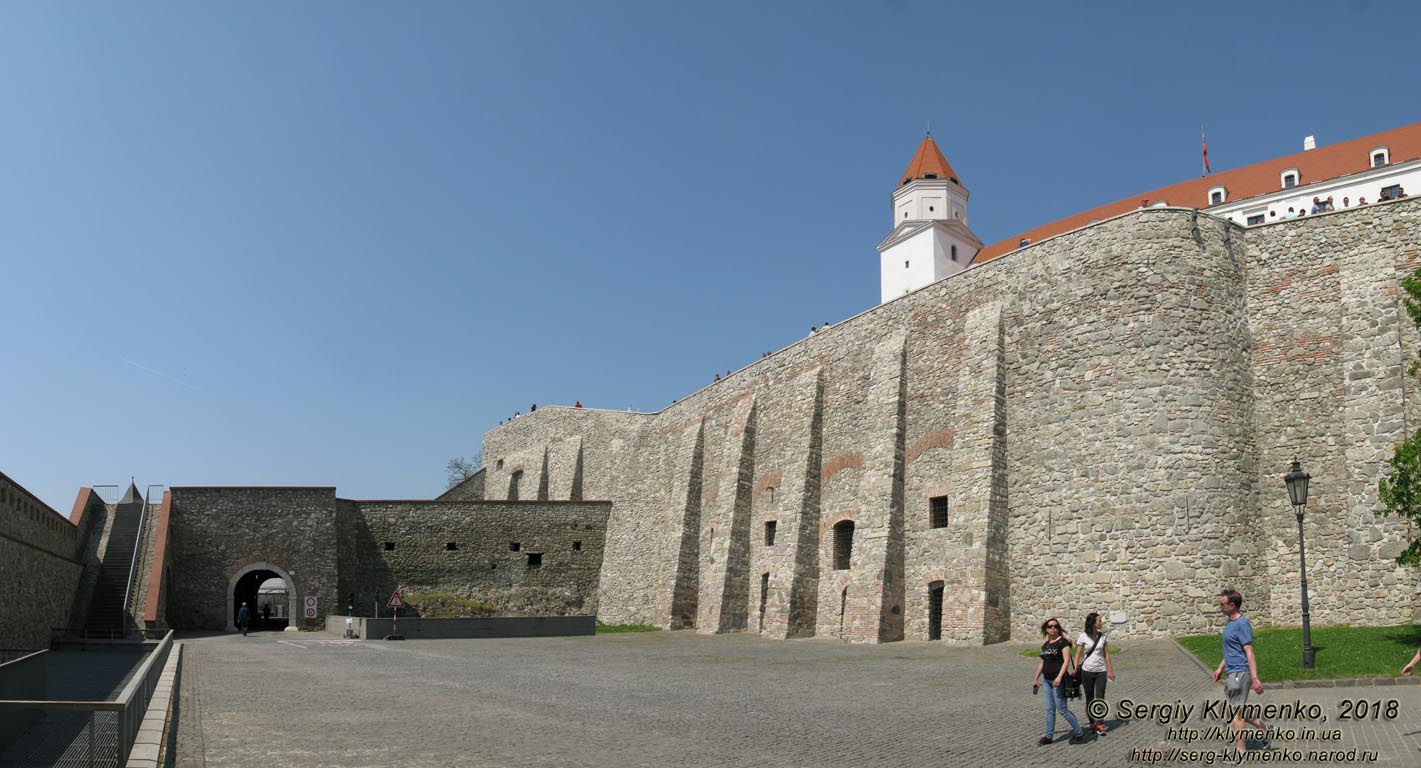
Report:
1245,202,1421,628
481,199,1421,643
0,472,92,649
166,487,342,631
335,500,609,616
157,487,605,630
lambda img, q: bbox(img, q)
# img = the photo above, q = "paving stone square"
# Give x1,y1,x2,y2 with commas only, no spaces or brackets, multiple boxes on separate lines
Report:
170,630,1421,768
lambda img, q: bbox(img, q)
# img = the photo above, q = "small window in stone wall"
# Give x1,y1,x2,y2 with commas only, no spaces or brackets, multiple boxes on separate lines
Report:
764,520,776,546
527,553,542,569
446,542,458,551
929,496,949,529
495,459,504,469
833,521,854,570
573,540,582,551
510,542,520,552
384,541,395,551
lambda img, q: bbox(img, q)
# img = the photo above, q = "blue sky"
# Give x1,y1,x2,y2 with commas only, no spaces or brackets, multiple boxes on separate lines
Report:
1,1,1415,512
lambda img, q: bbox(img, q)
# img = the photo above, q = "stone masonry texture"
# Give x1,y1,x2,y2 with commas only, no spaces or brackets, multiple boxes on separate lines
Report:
158,487,608,631
8,202,1421,648
482,200,1421,644
0,472,93,650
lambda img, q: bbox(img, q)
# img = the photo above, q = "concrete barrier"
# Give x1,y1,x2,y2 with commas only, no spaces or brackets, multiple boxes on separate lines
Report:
324,615,596,639
0,650,47,751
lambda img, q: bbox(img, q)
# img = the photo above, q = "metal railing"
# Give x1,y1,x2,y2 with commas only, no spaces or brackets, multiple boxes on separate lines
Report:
0,630,175,767
89,485,120,505
121,486,164,615
51,626,169,643
0,648,42,664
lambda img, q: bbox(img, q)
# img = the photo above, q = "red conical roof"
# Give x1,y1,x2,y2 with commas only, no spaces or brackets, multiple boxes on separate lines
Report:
900,134,961,187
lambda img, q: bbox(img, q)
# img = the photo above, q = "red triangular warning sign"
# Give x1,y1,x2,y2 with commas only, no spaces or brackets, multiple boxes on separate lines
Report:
386,590,404,609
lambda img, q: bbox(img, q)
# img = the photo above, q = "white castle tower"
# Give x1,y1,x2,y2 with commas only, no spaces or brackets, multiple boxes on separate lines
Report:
877,134,982,303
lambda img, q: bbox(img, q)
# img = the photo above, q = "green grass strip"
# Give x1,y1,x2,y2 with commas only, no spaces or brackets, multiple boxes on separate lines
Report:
596,622,661,633
1176,624,1421,682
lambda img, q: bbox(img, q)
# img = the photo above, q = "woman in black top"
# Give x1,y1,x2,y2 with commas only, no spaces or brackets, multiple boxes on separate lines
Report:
1031,617,1084,745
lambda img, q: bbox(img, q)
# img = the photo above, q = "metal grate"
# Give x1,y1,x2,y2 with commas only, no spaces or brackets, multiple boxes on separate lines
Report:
929,496,948,529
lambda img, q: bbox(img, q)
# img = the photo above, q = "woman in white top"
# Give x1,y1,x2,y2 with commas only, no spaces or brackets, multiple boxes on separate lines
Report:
1073,611,1116,734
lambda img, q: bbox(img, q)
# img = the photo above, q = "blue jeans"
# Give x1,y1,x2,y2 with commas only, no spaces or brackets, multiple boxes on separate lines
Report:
1043,679,1082,739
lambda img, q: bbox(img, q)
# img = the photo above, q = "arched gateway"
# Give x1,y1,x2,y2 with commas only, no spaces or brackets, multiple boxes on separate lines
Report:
227,561,298,632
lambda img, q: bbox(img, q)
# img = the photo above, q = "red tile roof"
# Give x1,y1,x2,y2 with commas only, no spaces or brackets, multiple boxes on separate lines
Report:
901,134,962,187
974,123,1421,263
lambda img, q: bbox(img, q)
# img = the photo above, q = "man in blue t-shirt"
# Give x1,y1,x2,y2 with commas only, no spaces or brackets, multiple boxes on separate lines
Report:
1211,588,1267,755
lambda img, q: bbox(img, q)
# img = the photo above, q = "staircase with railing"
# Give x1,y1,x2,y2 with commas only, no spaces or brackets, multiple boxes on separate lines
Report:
82,484,147,639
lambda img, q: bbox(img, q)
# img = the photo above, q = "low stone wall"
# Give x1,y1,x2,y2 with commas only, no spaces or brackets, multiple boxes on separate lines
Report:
332,615,596,639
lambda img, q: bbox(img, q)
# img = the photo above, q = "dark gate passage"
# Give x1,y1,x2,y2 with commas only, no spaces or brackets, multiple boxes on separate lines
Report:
928,582,944,641
758,573,769,631
233,569,289,631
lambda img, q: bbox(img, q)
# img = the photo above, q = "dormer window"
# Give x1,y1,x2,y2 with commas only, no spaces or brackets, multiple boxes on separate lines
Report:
923,173,938,179
1371,146,1389,167
1281,169,1299,189
1208,186,1227,206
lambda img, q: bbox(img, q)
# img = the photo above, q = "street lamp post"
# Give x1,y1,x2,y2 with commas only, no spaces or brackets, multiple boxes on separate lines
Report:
1283,458,1314,669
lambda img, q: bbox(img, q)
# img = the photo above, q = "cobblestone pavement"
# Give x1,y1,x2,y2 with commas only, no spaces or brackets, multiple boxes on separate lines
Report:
170,630,1421,768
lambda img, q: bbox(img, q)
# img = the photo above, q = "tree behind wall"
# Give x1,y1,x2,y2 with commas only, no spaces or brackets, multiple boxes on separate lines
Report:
445,452,482,490
1377,269,1421,566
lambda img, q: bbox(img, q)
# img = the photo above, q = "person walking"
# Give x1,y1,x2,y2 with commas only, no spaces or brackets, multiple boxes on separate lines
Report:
1403,644,1421,751
237,602,252,636
1074,612,1116,734
1211,588,1267,755
1032,617,1086,745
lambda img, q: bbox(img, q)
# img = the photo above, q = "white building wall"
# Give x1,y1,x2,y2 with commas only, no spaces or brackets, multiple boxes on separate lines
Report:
881,229,940,303
879,226,971,303
892,179,969,225
1208,159,1421,226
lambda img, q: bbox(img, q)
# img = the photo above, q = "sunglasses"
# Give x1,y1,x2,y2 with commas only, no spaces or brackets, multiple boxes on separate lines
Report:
1046,624,1060,629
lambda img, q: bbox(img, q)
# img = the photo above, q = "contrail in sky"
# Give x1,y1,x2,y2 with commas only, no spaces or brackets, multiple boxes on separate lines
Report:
121,358,216,397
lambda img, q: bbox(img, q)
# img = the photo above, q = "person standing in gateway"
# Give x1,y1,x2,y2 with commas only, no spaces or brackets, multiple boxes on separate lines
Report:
1211,588,1267,755
237,602,251,637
